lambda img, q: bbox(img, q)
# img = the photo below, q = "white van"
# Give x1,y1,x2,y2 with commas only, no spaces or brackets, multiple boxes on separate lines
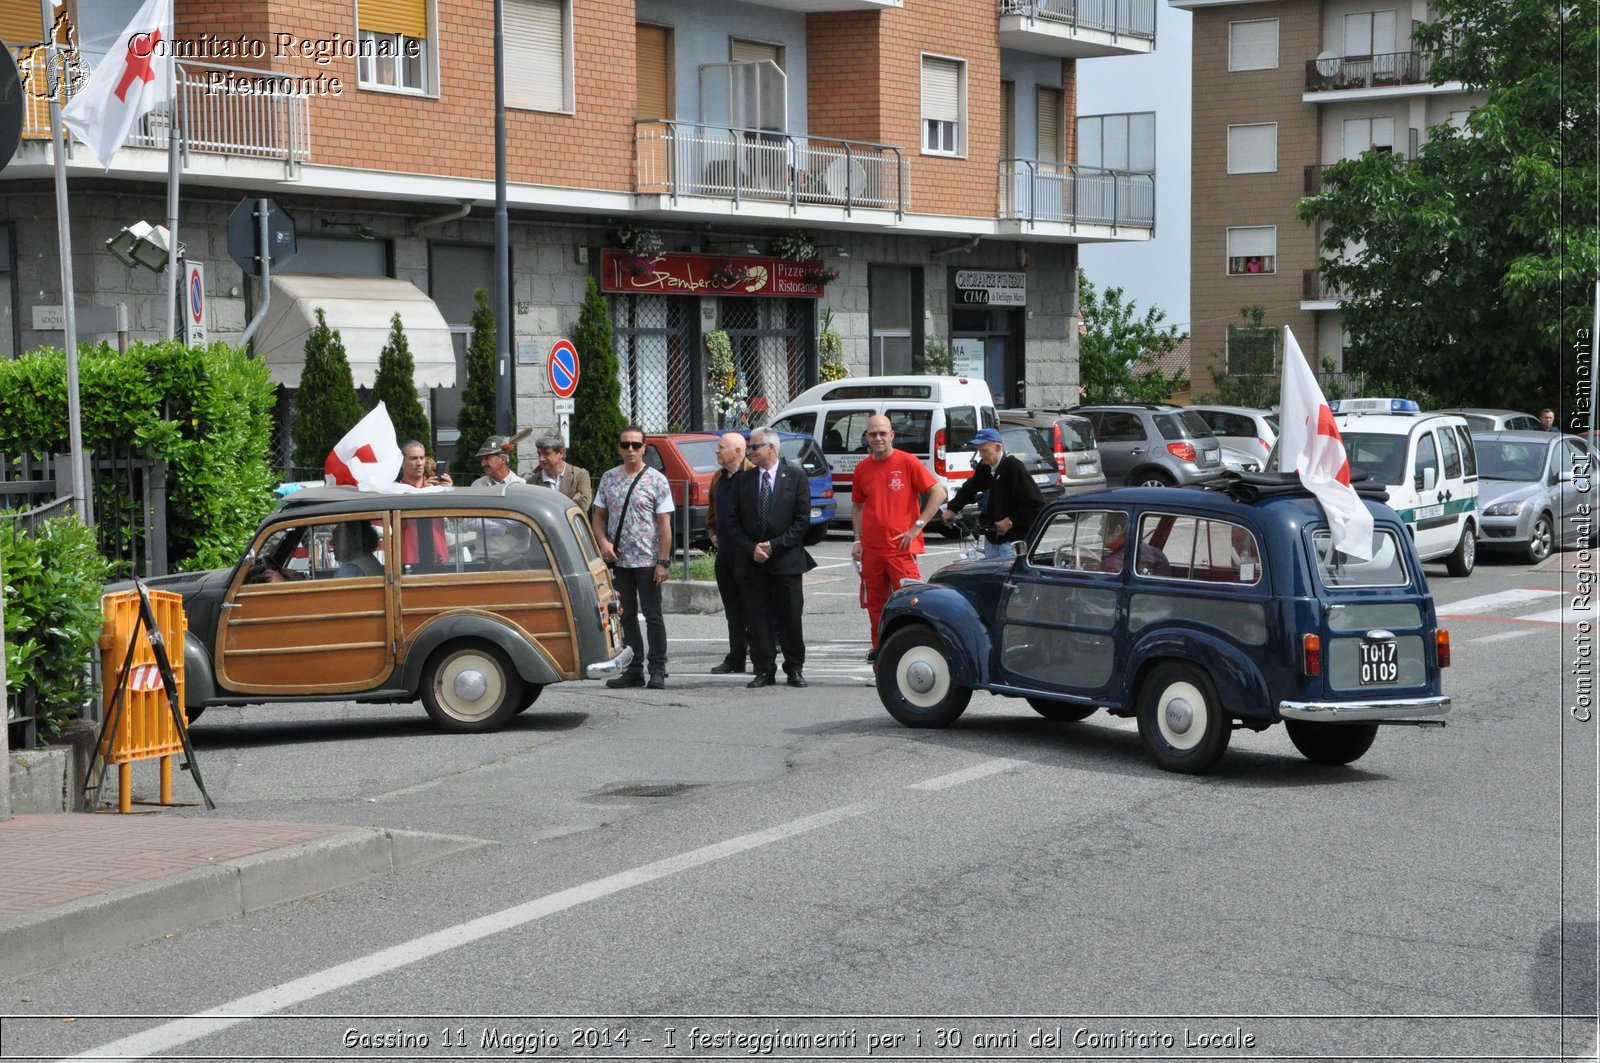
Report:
771,376,998,533
1283,398,1479,575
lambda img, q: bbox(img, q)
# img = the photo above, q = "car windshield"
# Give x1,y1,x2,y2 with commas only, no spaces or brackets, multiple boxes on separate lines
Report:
1474,439,1546,481
674,440,724,473
1310,527,1409,587
1058,417,1095,452
781,438,829,476
1340,432,1409,485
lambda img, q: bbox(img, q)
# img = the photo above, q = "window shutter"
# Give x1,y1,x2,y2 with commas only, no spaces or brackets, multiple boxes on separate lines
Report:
636,24,671,121
1036,87,1061,165
1227,123,1277,173
999,81,1015,158
921,57,960,124
730,38,782,69
505,0,565,111
1227,226,1276,258
1228,19,1278,71
0,5,43,45
358,0,426,38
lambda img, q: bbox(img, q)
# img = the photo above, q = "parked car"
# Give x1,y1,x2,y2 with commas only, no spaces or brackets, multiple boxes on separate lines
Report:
119,485,631,733
997,424,1065,503
997,408,1107,495
1440,408,1544,433
1473,430,1595,562
1070,404,1227,488
643,432,722,545
873,478,1452,774
1189,405,1279,465
1220,445,1263,475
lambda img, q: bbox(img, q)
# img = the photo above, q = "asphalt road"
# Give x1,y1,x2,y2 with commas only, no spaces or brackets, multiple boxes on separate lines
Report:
1,532,1594,1062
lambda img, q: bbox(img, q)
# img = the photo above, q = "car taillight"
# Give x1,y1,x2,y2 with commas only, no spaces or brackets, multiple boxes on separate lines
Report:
1302,634,1322,677
1053,424,1068,475
934,427,948,476
822,488,834,499
1436,629,1451,668
689,481,701,504
1167,442,1197,462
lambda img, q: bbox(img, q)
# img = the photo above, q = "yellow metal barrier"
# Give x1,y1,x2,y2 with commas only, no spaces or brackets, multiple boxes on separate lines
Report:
98,589,188,812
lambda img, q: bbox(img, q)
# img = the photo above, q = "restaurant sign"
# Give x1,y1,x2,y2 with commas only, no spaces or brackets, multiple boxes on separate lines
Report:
601,250,826,298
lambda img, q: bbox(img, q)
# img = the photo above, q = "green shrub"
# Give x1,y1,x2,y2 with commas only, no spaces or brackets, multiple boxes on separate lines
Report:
569,276,625,475
371,313,432,449
455,288,499,465
291,309,363,476
1,515,110,735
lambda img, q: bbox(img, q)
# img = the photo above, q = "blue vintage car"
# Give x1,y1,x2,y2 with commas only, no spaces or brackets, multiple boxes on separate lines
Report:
874,476,1452,774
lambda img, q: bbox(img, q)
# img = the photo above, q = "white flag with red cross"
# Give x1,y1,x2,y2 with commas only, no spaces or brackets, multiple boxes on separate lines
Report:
325,403,403,489
60,0,173,168
1277,326,1374,560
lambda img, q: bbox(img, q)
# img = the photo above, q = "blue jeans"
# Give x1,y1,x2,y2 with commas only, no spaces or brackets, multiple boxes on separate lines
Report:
981,539,1019,560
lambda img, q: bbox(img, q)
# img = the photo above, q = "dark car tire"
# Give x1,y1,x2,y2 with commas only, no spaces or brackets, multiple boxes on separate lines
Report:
420,641,524,733
802,524,827,546
1027,696,1096,722
182,706,205,725
1133,470,1174,488
1284,720,1379,766
1135,661,1231,774
876,626,972,728
513,684,544,715
1525,512,1554,565
1445,522,1476,577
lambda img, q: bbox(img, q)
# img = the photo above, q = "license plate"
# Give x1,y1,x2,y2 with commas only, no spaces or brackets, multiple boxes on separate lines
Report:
1033,473,1055,485
810,507,822,520
1076,461,1098,474
1359,640,1399,685
1203,448,1220,463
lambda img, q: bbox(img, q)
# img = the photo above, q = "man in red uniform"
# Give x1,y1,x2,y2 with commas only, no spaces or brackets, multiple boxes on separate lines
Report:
851,414,947,659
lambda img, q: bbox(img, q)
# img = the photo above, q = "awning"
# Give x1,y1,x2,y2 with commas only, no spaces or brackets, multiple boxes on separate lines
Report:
253,275,457,389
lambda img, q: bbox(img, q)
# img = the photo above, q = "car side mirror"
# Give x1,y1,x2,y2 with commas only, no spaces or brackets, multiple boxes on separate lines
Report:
1418,467,1437,491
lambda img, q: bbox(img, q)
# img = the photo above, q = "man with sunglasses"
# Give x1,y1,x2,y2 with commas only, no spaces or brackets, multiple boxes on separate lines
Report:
591,425,675,689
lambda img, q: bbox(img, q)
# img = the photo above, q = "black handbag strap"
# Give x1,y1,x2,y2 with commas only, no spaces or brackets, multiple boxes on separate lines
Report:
607,470,645,547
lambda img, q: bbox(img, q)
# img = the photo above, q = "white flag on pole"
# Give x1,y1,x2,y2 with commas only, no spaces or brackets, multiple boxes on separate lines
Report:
1278,326,1374,560
60,0,173,168
325,403,403,490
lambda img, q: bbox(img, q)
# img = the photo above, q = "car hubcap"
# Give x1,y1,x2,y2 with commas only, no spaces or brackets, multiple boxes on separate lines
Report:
896,646,951,709
905,660,937,694
437,652,504,721
1156,680,1207,751
1164,696,1193,735
453,668,488,703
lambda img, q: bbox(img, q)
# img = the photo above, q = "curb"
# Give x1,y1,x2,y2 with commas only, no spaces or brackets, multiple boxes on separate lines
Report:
662,580,723,614
0,827,490,982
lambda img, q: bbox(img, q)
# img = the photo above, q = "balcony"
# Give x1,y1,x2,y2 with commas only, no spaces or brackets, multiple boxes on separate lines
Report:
1303,49,1462,97
735,0,901,8
9,46,311,176
1304,164,1327,197
998,159,1154,231
998,0,1157,58
635,120,909,219
1302,268,1348,308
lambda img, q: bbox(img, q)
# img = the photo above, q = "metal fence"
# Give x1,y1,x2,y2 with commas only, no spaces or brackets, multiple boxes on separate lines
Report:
1304,50,1439,92
1000,0,1158,40
999,160,1155,230
636,120,910,216
0,451,169,578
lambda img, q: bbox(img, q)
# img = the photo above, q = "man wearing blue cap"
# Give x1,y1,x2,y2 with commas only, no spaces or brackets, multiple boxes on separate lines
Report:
937,427,1045,558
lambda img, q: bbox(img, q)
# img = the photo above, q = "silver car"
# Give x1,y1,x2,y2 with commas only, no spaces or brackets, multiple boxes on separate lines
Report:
1473,430,1594,563
1443,408,1544,432
1190,405,1280,465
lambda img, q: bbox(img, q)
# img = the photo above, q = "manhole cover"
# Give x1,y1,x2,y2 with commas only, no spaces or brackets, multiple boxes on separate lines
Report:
591,782,705,799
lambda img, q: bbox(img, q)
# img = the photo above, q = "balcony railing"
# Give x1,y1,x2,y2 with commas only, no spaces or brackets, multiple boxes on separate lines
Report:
9,45,311,175
1304,49,1438,92
999,0,1157,40
635,120,909,217
999,159,1154,230
1302,268,1350,302
1304,164,1327,196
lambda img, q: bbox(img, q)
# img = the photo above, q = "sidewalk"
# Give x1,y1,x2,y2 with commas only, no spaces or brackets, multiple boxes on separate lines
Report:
0,812,488,982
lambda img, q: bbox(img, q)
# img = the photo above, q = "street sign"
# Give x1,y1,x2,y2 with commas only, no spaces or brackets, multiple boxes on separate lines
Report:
547,339,580,398
0,43,22,175
227,197,297,275
183,262,207,346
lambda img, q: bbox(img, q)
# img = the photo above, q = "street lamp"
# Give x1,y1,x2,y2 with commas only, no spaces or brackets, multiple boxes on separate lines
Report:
106,221,181,272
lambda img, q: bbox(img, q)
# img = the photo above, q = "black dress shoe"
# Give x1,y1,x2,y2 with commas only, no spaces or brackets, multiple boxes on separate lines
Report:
647,674,667,690
786,673,809,688
710,660,745,675
606,673,645,689
746,673,776,688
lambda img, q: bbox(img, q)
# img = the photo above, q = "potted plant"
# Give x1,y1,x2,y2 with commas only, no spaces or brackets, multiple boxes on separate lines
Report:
615,226,664,277
818,307,848,382
705,330,740,425
803,265,840,286
773,230,816,261
708,261,754,288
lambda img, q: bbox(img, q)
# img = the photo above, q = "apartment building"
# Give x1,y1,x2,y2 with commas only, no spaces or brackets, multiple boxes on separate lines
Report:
1173,0,1480,397
2,0,1158,467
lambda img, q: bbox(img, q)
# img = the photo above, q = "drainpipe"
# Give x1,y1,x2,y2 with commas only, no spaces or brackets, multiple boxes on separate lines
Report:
408,199,475,235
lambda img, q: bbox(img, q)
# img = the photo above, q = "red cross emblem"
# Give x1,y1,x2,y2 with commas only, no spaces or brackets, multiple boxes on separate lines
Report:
115,29,161,102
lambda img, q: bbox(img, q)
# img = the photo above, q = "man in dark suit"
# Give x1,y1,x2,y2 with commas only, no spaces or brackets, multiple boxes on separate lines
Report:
727,427,812,688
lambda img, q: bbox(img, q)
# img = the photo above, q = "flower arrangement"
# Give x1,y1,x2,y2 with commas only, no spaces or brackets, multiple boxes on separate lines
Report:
772,230,816,261
804,265,840,286
708,261,754,288
615,226,664,277
818,308,848,382
705,330,739,415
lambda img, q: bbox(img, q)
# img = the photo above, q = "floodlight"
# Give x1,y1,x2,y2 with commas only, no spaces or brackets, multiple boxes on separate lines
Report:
106,221,179,272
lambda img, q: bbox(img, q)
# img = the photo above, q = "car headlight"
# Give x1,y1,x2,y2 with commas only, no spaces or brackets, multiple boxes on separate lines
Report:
1482,499,1524,517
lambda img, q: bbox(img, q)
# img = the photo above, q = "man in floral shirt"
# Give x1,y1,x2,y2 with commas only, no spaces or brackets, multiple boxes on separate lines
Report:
591,424,676,689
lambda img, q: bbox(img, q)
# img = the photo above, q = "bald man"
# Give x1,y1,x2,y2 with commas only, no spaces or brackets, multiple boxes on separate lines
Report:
706,432,755,674
851,414,946,660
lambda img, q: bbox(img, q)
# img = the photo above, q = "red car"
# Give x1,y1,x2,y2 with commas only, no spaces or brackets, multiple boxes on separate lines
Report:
643,433,722,546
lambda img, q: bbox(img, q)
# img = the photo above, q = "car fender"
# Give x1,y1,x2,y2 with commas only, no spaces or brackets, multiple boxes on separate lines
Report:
878,585,990,687
184,638,217,708
400,613,563,691
1124,629,1275,721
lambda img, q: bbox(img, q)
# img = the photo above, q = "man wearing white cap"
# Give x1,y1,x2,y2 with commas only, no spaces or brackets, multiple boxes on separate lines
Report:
937,427,1044,559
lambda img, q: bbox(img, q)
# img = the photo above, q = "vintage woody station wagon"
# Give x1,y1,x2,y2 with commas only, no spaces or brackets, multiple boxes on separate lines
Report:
135,485,631,733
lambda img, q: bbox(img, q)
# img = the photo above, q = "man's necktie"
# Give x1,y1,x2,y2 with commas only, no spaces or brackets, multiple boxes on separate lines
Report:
759,471,773,532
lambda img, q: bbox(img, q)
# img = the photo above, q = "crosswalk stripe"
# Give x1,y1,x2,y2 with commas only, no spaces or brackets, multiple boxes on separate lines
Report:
1436,587,1561,617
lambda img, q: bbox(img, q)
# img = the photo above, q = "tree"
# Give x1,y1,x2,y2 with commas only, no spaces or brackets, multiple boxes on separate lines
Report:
568,276,624,475
1076,270,1187,403
455,288,498,465
1207,305,1280,409
1298,0,1598,410
370,313,431,450
291,308,362,476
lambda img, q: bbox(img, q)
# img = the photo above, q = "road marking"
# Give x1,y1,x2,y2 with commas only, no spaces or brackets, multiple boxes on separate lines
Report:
1470,629,1537,643
907,757,1028,791
1436,587,1560,618
62,804,872,1063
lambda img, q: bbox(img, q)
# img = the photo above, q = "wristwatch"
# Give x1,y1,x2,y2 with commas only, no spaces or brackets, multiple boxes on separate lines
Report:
656,558,670,567
913,519,926,528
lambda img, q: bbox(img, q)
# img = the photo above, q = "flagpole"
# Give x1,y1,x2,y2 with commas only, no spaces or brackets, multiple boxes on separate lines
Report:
163,55,179,338
41,0,90,523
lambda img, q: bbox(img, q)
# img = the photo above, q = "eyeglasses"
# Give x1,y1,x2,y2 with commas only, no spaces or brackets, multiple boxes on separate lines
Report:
748,442,771,450
618,440,645,450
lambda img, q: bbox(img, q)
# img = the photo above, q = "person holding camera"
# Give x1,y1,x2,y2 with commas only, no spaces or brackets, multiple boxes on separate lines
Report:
937,427,1044,559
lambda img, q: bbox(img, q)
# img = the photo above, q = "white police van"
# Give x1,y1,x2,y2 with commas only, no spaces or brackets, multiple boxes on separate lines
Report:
1326,399,1480,576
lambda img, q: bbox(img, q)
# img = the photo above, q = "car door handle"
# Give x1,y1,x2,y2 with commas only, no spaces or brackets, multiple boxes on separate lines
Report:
221,602,242,610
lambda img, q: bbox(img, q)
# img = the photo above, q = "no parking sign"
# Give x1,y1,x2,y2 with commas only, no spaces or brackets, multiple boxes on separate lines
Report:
547,338,579,398
183,262,207,346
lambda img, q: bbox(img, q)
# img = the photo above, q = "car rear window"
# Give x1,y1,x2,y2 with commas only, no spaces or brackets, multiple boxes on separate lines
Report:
945,406,979,447
1000,426,1049,461
1155,411,1216,440
1311,527,1408,587
820,409,876,453
781,438,829,476
1058,417,1095,452
886,409,933,453
675,440,723,473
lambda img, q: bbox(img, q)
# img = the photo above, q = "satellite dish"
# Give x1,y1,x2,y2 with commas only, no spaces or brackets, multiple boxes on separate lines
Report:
1315,51,1341,77
825,157,869,203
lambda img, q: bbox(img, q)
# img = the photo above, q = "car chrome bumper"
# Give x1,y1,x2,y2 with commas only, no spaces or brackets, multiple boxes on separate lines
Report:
1278,694,1451,722
586,646,635,680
